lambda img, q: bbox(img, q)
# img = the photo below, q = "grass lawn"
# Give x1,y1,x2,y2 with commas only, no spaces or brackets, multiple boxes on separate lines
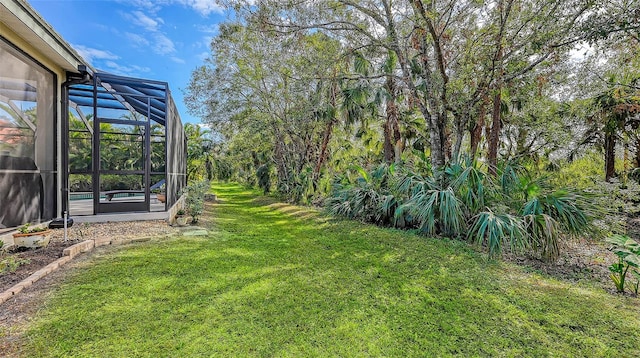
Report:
21,183,640,357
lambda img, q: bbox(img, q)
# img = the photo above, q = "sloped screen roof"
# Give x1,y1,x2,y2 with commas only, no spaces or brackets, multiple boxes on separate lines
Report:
68,72,169,125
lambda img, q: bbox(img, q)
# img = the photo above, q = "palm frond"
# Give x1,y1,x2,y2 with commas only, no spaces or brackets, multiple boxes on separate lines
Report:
522,214,560,261
437,188,464,236
467,210,526,256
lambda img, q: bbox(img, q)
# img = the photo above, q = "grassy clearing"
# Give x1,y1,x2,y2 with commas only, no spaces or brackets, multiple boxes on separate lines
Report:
21,183,640,357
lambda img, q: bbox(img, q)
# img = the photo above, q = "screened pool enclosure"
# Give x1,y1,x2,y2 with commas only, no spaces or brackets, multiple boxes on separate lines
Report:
1,0,187,235
65,71,186,216
0,57,185,228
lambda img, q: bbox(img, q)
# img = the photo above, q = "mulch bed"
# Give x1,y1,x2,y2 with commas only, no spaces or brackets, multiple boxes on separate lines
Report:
0,239,81,293
0,220,179,294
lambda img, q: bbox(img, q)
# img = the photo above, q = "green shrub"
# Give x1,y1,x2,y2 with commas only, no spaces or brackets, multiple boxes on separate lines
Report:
326,159,597,261
69,174,92,192
256,164,271,194
551,151,604,190
468,210,526,256
520,190,594,260
181,180,210,223
326,164,400,225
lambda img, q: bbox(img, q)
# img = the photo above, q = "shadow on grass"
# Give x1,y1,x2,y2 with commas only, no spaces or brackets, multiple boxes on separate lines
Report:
18,182,640,357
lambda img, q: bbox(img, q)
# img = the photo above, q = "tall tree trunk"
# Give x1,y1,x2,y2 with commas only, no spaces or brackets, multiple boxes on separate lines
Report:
313,80,338,185
487,0,509,175
488,88,502,175
273,126,288,188
383,120,394,164
452,106,468,163
515,127,529,158
443,115,452,162
635,137,640,168
470,96,488,160
384,0,445,168
418,35,446,169
383,75,403,164
392,110,403,164
605,131,616,181
427,95,446,168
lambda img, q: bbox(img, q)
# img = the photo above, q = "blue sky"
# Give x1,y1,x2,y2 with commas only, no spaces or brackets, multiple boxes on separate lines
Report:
30,0,226,124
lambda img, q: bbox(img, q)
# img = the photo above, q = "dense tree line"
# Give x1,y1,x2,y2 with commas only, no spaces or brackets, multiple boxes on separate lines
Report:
186,0,639,257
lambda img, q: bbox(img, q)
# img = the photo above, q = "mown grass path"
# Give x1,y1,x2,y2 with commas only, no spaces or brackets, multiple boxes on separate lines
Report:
22,183,640,356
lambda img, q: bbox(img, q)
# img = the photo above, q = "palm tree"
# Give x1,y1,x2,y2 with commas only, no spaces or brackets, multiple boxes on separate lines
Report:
184,123,213,183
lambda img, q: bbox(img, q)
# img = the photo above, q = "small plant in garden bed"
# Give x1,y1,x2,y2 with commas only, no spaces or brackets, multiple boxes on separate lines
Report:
1,255,31,275
0,240,32,275
175,209,188,226
18,224,48,234
13,224,53,249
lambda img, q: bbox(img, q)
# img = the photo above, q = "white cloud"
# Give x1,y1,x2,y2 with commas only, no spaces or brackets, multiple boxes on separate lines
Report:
171,56,187,64
103,61,151,76
153,33,176,55
73,45,119,63
125,32,150,47
114,0,223,62
196,24,219,34
123,10,163,31
179,0,224,16
119,0,224,16
194,35,213,50
116,0,158,12
197,51,210,61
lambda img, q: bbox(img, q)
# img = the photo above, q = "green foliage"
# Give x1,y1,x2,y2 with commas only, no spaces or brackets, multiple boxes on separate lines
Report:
520,190,594,260
551,151,638,236
185,123,214,183
17,224,47,234
0,255,31,275
327,159,596,260
404,187,463,237
69,174,91,192
605,235,640,293
326,164,399,225
181,180,210,223
468,210,526,256
552,151,604,190
1,233,31,274
256,164,271,194
448,161,491,214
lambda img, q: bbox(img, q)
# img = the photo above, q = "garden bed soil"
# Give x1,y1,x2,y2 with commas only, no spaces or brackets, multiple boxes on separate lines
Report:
0,239,81,292
1,221,178,294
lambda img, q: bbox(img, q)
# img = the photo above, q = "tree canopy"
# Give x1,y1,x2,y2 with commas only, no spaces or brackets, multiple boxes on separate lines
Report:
186,0,640,201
